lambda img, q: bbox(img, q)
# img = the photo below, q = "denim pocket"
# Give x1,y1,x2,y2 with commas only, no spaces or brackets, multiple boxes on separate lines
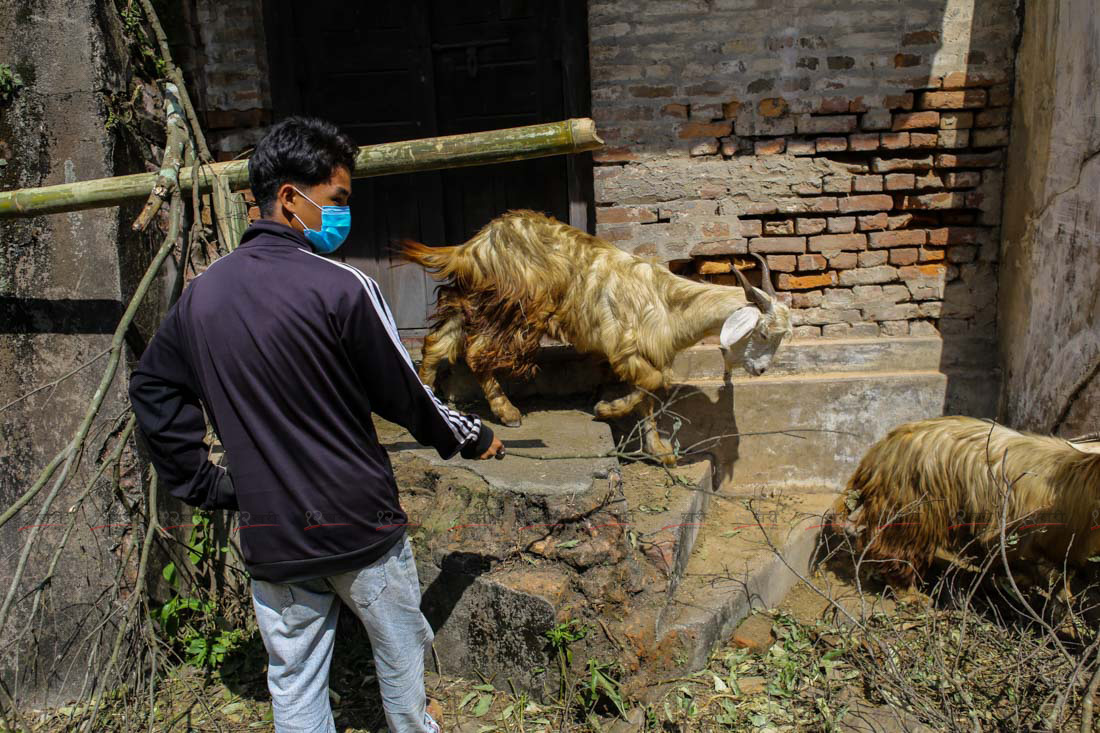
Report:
252,579,294,615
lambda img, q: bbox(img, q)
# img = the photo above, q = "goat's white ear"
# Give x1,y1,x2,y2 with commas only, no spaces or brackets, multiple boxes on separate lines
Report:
720,307,761,348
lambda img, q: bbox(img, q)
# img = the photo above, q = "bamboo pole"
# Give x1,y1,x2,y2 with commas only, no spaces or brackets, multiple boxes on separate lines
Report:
0,118,604,219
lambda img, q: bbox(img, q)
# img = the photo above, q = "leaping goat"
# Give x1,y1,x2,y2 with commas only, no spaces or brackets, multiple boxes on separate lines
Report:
837,416,1100,590
403,209,792,465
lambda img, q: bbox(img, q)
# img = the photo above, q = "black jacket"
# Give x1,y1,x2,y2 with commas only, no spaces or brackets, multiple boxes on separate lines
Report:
128,219,492,583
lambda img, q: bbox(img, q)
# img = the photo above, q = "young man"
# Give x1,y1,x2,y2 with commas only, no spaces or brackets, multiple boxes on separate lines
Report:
129,116,502,733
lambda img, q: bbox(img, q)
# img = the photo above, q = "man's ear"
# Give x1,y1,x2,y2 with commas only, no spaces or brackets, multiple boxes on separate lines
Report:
720,307,761,348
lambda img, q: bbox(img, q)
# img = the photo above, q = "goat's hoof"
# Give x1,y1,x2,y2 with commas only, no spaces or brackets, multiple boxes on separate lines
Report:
502,418,522,428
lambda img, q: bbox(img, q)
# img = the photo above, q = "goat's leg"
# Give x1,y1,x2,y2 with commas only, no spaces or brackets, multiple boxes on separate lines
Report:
640,394,678,466
464,335,523,427
419,315,465,388
594,387,647,419
475,371,522,427
595,355,666,419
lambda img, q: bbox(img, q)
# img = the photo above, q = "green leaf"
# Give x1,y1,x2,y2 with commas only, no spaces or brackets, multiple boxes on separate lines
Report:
472,693,492,716
557,539,580,549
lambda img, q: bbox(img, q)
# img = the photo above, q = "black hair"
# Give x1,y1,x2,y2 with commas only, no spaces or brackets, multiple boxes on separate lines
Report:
248,116,357,216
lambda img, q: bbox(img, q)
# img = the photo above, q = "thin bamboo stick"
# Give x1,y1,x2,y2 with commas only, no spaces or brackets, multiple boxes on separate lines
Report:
0,118,603,219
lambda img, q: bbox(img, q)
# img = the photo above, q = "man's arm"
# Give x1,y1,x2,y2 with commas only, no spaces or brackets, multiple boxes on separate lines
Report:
340,273,494,460
128,305,237,510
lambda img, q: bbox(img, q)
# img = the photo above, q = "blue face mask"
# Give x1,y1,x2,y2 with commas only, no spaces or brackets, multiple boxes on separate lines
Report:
291,186,351,254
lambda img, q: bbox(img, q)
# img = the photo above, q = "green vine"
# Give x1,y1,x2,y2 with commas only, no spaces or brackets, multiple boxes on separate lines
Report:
155,512,244,672
0,64,24,105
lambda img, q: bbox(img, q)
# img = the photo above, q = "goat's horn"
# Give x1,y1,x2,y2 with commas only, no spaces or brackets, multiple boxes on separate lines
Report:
748,252,777,298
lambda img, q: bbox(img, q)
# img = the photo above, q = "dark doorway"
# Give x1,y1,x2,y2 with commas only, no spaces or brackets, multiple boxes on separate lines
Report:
265,0,593,335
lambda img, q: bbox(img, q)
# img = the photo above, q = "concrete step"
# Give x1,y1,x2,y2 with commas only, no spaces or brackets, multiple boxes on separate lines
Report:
651,369,945,491
616,459,712,598
671,336,943,380
654,492,837,674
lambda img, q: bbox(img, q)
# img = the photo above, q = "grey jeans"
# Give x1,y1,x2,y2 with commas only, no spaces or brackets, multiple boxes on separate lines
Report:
250,534,438,732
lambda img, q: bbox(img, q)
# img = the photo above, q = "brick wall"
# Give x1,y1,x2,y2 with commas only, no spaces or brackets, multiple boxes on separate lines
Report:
182,0,272,160
589,0,1019,341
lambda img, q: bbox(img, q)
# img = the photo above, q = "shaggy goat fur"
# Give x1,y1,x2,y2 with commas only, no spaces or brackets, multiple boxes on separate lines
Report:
403,209,792,463
839,416,1100,588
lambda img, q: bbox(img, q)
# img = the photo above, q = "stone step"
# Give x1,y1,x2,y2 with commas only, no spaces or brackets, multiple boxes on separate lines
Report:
652,369,945,491
671,336,943,380
616,459,712,598
654,492,837,675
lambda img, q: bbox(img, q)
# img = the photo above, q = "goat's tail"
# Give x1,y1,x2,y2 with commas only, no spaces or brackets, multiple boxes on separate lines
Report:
400,240,463,280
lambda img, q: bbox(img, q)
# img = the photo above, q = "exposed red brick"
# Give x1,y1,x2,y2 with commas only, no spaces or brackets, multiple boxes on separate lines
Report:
858,213,890,231
786,139,816,156
798,253,827,271
892,111,940,130
894,53,921,68
919,247,946,262
755,139,786,155
816,137,848,152
927,227,981,246
884,93,915,110
909,132,939,148
937,129,970,148
919,90,987,109
764,219,795,235
678,121,733,139
818,97,851,114
854,175,884,192
698,259,733,275
898,192,968,210
838,194,894,213
809,233,867,252
859,250,888,267
759,97,790,117
871,156,934,172
660,103,689,118
885,173,916,190
800,197,841,213
778,272,837,290
690,239,749,256
880,132,911,149
828,252,859,269
766,254,797,272
796,218,828,235
827,216,857,233
593,147,638,163
941,70,1006,89
597,206,657,224
848,133,880,151
869,230,927,248
740,219,764,237
898,264,947,279
939,112,974,130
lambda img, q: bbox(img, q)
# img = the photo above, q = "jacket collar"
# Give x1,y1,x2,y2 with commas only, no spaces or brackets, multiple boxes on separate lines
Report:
239,218,314,250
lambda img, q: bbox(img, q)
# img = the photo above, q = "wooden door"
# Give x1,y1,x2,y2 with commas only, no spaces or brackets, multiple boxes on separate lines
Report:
264,0,589,334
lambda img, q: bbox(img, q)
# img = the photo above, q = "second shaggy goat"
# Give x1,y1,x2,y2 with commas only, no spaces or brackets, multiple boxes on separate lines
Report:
403,209,792,464
838,415,1100,590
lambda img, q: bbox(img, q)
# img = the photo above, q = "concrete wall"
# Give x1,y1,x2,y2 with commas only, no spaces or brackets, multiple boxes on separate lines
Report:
0,0,147,705
998,0,1100,436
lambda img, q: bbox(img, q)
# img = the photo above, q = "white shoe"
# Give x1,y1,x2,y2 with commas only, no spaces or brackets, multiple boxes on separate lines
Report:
424,711,441,733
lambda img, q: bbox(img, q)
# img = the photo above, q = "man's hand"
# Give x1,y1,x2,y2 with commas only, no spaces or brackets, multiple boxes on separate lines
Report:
479,437,505,460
